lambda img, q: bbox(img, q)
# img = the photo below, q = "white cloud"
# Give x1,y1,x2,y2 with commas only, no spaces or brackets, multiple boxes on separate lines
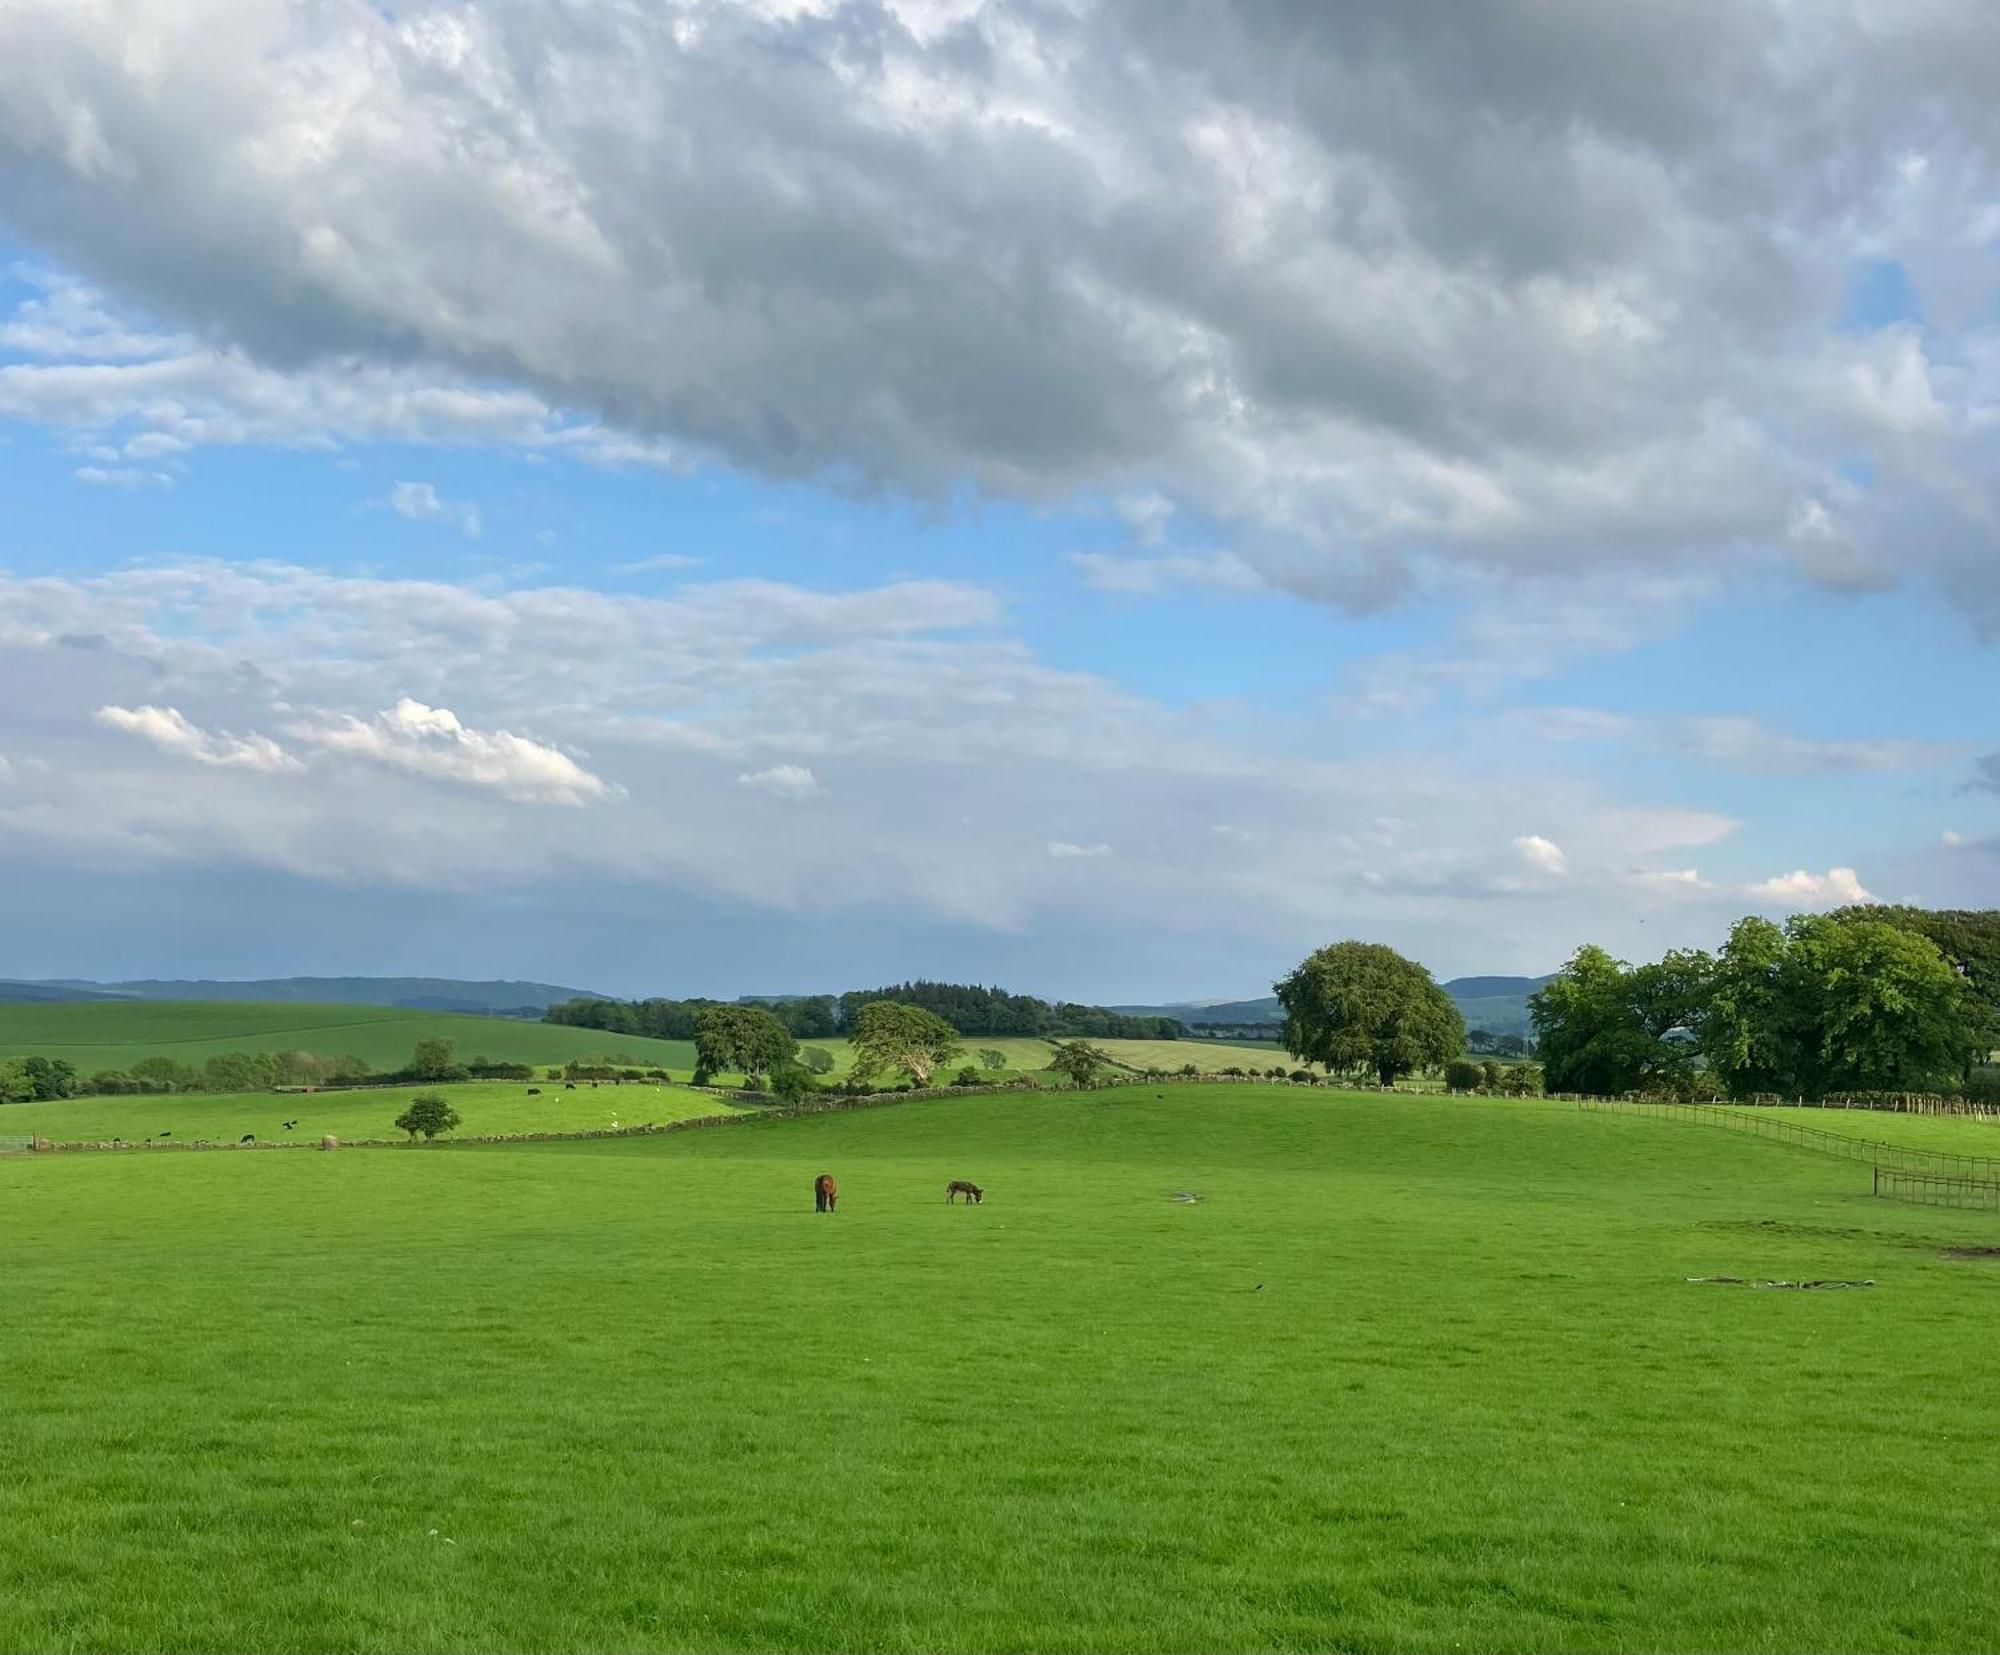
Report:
93,703,299,772
1512,835,1567,876
299,698,608,805
5,4,2000,613
618,553,704,574
1943,829,1965,847
1745,866,1877,906
75,464,170,488
387,481,480,538
737,764,822,799
1047,841,1112,859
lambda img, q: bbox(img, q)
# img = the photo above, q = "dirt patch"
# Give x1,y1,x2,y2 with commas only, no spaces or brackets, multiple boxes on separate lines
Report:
1939,1246,2000,1260
1687,1275,1875,1290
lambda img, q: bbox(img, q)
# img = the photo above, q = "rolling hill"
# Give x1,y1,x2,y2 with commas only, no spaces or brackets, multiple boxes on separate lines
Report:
1113,974,1554,1038
0,976,602,1013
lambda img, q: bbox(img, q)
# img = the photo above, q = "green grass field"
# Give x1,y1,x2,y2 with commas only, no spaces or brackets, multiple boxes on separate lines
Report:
1721,1105,2000,1157
5,1086,1998,1652
0,1003,1282,1092
0,1078,753,1147
0,1001,698,1077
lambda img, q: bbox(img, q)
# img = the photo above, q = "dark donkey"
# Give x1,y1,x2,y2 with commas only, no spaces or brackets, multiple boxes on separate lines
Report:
945,1180,983,1204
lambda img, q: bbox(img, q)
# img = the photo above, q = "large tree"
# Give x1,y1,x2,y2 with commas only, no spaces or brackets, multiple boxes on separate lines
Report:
847,1000,961,1086
1531,945,1709,1096
1274,942,1463,1086
693,1004,797,1087
1788,916,1983,1093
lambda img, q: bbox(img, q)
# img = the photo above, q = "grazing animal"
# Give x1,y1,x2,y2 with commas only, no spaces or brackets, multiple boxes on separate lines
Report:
945,1179,984,1204
239,1134,255,1145
814,1173,838,1213
158,1131,171,1139
282,1119,298,1130
526,1087,541,1095
564,1082,576,1090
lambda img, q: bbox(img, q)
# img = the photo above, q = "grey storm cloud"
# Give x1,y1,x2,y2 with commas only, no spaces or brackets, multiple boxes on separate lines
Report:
4,1,2000,610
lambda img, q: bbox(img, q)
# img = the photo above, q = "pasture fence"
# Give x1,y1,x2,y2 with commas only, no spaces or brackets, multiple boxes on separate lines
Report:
1871,1167,2000,1211
1574,1095,2000,1179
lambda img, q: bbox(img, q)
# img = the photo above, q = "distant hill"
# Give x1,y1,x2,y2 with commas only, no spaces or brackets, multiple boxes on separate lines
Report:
0,980,132,1004
0,977,601,1015
1113,974,1555,1039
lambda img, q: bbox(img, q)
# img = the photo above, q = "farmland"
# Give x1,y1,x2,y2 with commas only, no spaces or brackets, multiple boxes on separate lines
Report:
0,1001,698,1078
5,1085,1999,1652
0,1002,1287,1093
0,1078,753,1147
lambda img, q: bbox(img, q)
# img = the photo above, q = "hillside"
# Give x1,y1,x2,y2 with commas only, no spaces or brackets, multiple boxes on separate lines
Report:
1113,973,1554,1037
0,977,601,1012
0,1001,695,1077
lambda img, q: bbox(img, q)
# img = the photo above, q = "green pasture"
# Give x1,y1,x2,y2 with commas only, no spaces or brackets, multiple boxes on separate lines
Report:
0,1078,750,1146
0,1001,697,1077
4,1086,1999,1652
1719,1105,2000,1158
0,1002,1286,1092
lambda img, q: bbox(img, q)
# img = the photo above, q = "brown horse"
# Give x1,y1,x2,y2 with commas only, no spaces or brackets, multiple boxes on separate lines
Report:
945,1179,983,1204
814,1173,838,1213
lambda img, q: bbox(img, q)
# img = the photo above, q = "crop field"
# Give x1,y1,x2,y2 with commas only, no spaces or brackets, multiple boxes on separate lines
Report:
0,1078,751,1147
5,1086,1999,1652
0,1001,697,1077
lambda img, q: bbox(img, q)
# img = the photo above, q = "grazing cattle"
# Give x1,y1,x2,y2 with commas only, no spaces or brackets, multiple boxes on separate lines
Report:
564,1082,576,1090
239,1134,255,1145
158,1131,171,1139
814,1173,839,1213
526,1087,541,1095
945,1180,984,1204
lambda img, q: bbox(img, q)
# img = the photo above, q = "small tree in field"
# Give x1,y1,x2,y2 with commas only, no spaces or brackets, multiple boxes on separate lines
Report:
1047,1040,1113,1090
395,1092,461,1143
848,1001,961,1086
979,1048,1007,1072
1444,1058,1484,1091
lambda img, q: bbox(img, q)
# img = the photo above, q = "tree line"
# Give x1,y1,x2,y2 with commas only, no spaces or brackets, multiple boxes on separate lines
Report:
545,980,1184,1042
1,1038,536,1102
1531,910,1998,1100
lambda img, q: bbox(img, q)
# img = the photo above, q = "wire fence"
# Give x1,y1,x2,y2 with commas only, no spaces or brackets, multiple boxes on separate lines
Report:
1872,1167,2000,1211
1575,1096,2000,1178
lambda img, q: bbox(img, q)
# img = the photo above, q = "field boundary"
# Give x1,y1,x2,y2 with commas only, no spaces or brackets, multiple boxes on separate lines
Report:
7,1070,1371,1156
1871,1166,2000,1211
1575,1096,2000,1177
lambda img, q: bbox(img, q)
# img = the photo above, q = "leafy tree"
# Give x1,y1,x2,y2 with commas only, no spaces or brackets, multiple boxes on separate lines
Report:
1274,941,1464,1086
1698,917,1800,1096
130,1055,198,1092
1443,1058,1484,1091
979,1048,1007,1072
847,1001,961,1086
1789,916,1982,1093
1531,945,1708,1095
767,1062,817,1104
1047,1040,1113,1089
409,1038,464,1082
1829,904,2000,1047
798,1046,835,1075
201,1051,274,1094
693,1005,797,1088
952,1065,982,1087
394,1092,461,1142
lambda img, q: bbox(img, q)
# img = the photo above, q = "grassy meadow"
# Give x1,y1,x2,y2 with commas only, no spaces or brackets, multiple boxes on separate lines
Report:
5,1085,1999,1652
0,1078,753,1146
0,1001,699,1077
0,1002,1282,1092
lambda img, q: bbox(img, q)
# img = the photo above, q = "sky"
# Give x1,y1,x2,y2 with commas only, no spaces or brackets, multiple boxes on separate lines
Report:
0,0,1996,1003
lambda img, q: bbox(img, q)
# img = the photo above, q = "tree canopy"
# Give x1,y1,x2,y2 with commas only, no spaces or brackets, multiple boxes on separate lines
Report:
1273,942,1464,1085
394,1092,461,1142
692,1004,797,1087
1531,945,1710,1096
1046,1040,1114,1089
847,1001,961,1086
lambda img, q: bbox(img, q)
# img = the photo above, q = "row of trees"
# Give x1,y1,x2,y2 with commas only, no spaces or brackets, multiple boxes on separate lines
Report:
2,1038,540,1103
548,982,1184,1043
1533,914,1993,1098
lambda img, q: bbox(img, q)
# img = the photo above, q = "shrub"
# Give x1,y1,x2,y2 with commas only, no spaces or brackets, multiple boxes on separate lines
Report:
1266,1066,1288,1080
768,1062,816,1104
800,1047,835,1075
1444,1059,1484,1091
952,1065,981,1087
1498,1064,1544,1097
1963,1067,2000,1106
1481,1060,1503,1089
1288,1069,1315,1085
1221,1066,1245,1077
1179,1063,1200,1077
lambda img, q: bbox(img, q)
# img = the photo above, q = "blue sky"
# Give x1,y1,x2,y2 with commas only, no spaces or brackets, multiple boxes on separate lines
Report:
0,2,1995,1001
